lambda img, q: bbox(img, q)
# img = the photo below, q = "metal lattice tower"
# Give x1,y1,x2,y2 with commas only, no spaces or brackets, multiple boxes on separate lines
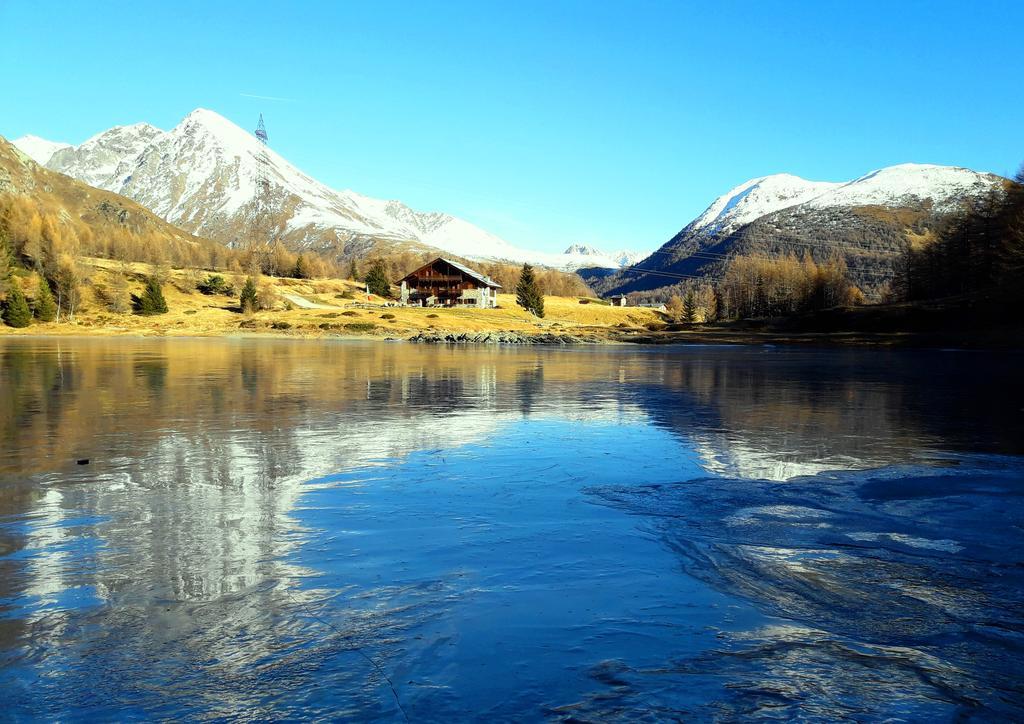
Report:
251,114,271,256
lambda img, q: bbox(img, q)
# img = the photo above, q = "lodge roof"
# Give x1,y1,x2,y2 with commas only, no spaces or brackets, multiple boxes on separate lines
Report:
401,257,502,289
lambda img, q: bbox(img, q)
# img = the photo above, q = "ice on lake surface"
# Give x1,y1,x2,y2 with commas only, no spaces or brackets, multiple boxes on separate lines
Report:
0,338,1022,720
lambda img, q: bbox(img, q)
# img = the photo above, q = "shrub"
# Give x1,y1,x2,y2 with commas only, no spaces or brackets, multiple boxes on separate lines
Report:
132,276,168,315
426,313,439,318
381,313,395,320
184,309,198,315
257,283,277,311
197,274,234,295
271,321,292,329
343,322,376,332
342,310,359,317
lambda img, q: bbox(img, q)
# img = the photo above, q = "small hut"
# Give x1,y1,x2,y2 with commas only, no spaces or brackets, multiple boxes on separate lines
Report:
399,258,501,308
608,294,629,307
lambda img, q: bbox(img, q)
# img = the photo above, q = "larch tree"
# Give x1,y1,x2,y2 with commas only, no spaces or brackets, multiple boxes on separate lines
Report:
666,294,684,320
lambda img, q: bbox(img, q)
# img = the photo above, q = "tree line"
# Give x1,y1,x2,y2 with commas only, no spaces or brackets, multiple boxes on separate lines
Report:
894,168,1023,309
648,252,863,323
0,193,344,283
348,250,593,300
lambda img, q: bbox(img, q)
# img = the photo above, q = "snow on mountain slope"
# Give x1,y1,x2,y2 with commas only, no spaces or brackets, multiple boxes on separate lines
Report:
587,162,1004,298
27,108,635,270
12,135,72,165
804,163,999,212
687,173,843,237
562,244,649,269
47,123,165,190
685,164,1000,240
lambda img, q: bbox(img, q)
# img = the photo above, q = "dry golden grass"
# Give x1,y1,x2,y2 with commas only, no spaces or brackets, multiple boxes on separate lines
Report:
0,258,661,340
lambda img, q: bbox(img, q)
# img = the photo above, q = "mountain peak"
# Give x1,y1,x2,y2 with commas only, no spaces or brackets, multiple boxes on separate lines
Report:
173,108,258,153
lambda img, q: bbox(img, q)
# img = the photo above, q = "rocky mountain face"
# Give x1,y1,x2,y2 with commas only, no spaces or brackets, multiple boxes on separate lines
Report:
0,135,211,250
16,110,636,271
585,164,1005,298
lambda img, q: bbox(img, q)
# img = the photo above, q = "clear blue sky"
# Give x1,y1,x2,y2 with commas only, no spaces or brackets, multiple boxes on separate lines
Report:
2,0,1021,253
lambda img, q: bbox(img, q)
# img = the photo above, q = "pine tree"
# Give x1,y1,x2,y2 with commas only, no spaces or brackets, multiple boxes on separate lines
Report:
348,259,359,281
2,283,33,328
132,276,169,315
239,276,259,314
364,260,391,297
292,254,309,279
683,290,697,324
34,276,57,322
515,263,544,318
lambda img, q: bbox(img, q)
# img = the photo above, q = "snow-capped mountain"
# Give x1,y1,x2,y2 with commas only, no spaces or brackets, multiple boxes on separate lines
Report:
12,135,71,165
586,163,1005,298
684,164,998,242
562,244,649,268
17,109,634,270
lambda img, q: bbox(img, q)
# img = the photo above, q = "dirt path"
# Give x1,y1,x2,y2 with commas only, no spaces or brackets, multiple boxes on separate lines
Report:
281,293,338,310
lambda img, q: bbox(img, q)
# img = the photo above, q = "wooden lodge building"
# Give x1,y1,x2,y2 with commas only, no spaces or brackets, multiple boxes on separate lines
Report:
398,257,502,308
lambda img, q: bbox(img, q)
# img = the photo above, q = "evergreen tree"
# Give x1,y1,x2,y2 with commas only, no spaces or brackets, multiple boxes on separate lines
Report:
683,290,697,324
348,259,359,281
515,263,545,317
0,230,14,297
34,276,57,322
239,276,259,314
132,275,169,315
292,254,310,279
2,283,33,328
364,260,391,297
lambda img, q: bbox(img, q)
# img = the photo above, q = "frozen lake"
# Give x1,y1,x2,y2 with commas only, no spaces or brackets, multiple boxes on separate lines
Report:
1,338,1022,720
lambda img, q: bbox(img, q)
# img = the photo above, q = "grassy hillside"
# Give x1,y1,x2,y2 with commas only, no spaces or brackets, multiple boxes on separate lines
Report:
0,257,661,340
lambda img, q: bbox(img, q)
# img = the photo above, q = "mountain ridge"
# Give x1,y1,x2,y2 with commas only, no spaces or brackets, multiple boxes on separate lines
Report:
17,110,638,271
585,163,1005,299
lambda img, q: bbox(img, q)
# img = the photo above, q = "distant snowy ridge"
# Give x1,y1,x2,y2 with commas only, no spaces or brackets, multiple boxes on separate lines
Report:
15,110,635,270
562,244,649,268
685,163,1000,240
585,161,1005,299
12,135,72,165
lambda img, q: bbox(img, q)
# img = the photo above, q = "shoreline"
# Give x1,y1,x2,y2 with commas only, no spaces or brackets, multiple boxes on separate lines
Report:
4,325,1021,350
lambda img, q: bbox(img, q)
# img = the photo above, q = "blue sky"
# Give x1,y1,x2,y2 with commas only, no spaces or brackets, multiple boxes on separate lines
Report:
2,0,1021,253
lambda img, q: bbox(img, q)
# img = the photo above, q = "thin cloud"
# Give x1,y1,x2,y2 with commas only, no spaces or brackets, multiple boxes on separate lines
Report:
239,92,296,103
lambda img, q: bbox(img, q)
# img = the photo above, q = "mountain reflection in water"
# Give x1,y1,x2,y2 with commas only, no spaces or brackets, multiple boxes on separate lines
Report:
0,338,1021,720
